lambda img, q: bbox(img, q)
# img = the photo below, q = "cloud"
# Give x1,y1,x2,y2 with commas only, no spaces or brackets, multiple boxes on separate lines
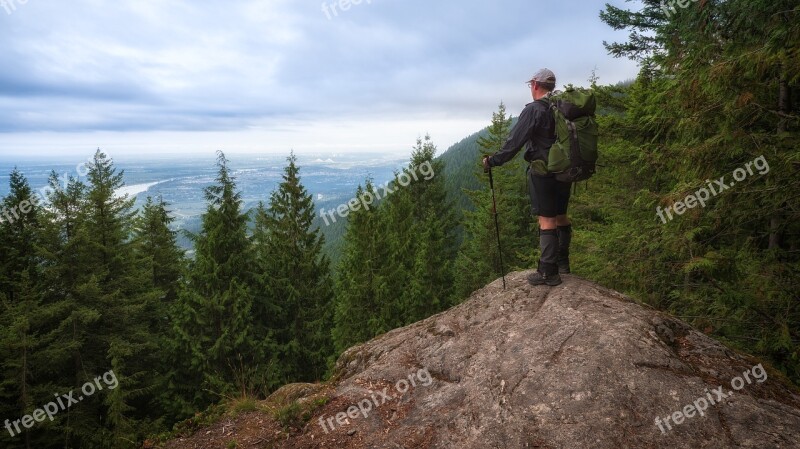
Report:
0,0,640,155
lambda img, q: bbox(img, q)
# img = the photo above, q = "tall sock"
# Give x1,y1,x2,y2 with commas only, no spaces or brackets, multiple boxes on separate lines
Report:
557,225,572,264
539,229,559,275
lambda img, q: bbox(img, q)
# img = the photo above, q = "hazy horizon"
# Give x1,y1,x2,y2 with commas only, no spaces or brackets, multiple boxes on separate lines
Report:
0,0,641,158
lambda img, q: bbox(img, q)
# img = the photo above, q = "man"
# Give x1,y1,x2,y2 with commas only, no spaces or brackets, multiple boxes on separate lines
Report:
482,68,572,287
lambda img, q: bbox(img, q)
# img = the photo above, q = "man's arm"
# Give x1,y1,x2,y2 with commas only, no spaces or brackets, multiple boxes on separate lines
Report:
486,105,536,168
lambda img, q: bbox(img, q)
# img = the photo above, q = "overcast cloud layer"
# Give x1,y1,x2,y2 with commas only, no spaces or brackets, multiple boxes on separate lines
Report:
0,0,641,158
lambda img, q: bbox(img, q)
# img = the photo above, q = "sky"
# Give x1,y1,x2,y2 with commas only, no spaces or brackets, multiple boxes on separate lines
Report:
0,0,642,159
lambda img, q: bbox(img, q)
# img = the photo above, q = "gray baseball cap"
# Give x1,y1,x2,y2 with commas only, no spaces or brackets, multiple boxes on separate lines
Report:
527,68,556,87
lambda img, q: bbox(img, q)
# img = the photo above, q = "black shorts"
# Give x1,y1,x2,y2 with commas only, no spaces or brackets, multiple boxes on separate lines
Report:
527,166,571,217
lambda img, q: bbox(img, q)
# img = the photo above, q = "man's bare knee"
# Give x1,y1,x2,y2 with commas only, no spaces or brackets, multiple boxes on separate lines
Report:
539,216,557,230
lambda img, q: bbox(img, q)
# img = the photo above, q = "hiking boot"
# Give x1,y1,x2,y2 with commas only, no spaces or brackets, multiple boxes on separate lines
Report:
527,269,562,286
530,230,562,286
557,225,572,274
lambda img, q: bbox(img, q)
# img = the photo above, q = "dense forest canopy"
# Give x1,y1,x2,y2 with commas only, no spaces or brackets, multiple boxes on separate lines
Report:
0,1,798,447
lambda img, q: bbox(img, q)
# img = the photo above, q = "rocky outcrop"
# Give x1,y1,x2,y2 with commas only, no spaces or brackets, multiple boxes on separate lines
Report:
166,272,800,449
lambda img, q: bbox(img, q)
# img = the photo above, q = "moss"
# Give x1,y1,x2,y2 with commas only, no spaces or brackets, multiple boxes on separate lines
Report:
272,396,329,432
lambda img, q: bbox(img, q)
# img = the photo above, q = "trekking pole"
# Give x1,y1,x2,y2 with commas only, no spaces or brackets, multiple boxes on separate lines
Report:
486,165,507,289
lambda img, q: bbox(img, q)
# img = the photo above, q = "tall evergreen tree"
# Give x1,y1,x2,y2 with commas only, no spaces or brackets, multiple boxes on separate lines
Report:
332,181,390,353
0,170,60,449
0,169,40,303
401,136,458,322
0,271,56,449
250,202,282,390
131,196,186,425
34,172,102,448
259,153,334,382
83,149,159,447
133,196,185,305
377,169,417,329
598,0,800,381
334,136,458,350
171,151,262,411
454,104,533,302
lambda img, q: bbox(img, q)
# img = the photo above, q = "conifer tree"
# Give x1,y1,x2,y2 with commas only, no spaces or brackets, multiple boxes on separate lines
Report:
83,149,159,447
377,171,417,329
260,153,334,382
249,202,282,390
402,136,458,322
0,170,61,449
339,137,457,335
133,196,185,304
454,104,532,302
599,0,800,381
334,137,458,350
35,172,102,447
0,169,40,303
131,196,186,423
171,151,262,410
332,181,389,353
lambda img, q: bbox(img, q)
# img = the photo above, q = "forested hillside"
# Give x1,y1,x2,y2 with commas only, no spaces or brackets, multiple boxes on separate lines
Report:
0,1,797,448
588,0,799,381
447,0,799,385
437,127,488,213
446,0,799,383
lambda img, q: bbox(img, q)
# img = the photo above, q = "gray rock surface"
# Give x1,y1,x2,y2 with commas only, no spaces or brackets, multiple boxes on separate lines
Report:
284,271,800,449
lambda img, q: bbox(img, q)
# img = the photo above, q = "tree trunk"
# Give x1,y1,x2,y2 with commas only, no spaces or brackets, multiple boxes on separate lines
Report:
768,72,790,250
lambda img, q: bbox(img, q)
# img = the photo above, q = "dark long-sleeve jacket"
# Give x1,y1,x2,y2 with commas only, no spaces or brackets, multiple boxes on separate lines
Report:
487,98,556,167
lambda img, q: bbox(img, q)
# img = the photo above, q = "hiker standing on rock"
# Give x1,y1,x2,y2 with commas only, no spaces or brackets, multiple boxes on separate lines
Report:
482,68,572,287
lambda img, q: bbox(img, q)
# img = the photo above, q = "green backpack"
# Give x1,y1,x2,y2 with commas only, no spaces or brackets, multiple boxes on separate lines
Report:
546,87,598,182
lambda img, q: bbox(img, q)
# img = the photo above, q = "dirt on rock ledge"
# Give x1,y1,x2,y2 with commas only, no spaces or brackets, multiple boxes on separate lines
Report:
163,272,800,449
